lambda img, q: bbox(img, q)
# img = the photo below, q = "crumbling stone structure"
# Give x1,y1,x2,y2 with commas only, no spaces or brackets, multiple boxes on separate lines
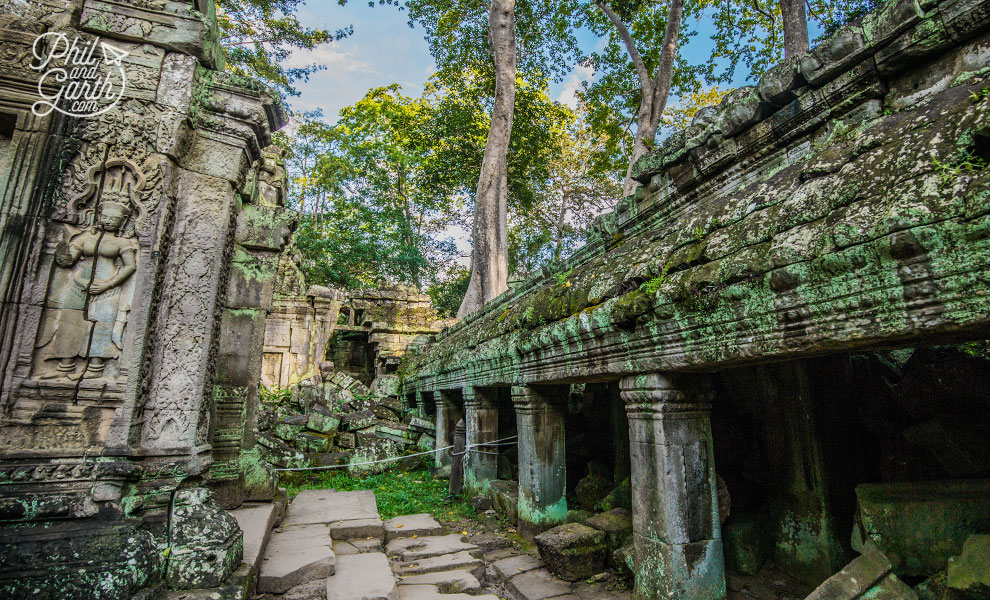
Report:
262,282,449,393
0,1,292,597
403,0,990,598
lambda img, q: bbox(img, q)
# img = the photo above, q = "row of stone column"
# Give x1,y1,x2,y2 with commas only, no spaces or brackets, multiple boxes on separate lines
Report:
416,374,726,600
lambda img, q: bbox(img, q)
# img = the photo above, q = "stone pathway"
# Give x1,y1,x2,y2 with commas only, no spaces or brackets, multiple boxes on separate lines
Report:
250,489,501,600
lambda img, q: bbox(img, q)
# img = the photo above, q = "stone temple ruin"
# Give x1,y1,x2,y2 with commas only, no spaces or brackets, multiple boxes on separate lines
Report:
0,0,989,599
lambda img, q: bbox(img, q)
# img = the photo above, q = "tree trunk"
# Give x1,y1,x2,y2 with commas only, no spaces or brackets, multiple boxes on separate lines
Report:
601,0,684,197
554,188,568,262
780,0,809,57
457,0,516,318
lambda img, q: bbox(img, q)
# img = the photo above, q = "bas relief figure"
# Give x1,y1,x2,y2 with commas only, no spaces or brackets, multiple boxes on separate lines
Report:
33,165,141,381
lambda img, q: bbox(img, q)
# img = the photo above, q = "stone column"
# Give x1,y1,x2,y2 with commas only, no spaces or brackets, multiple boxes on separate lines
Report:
415,390,426,418
463,385,498,493
512,384,567,540
620,373,726,600
435,390,459,469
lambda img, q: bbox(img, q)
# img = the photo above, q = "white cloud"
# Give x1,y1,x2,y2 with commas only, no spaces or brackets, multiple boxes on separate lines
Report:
556,63,595,108
285,46,375,74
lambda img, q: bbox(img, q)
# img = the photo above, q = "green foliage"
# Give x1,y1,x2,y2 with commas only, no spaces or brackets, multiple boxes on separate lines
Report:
260,384,291,405
933,148,988,185
427,264,471,318
216,0,353,97
288,86,459,289
970,87,990,103
283,467,477,520
639,263,671,295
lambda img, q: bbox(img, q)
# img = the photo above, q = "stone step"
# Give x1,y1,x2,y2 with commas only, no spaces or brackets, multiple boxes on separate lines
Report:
326,552,399,600
334,537,385,555
258,523,335,594
396,570,481,594
397,584,500,600
284,489,384,541
387,534,480,562
384,513,445,542
392,550,485,580
230,502,278,577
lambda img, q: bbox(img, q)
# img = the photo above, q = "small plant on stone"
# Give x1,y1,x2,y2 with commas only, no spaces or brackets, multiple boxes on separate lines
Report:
970,87,989,103
554,267,573,286
259,384,291,406
523,305,535,322
933,148,988,185
639,263,671,296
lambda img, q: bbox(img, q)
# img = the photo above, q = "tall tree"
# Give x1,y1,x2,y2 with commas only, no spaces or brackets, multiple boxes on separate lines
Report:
456,0,516,317
592,0,686,196
404,0,580,317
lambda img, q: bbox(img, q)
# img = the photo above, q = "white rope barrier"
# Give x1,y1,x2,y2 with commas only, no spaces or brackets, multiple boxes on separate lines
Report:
272,435,519,472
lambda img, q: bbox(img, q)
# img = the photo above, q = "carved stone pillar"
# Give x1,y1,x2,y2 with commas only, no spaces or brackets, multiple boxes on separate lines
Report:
435,390,459,469
512,384,567,540
620,373,726,600
208,149,294,509
415,390,426,418
463,385,498,493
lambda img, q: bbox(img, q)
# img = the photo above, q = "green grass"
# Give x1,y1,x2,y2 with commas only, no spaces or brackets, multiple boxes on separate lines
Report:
281,467,477,521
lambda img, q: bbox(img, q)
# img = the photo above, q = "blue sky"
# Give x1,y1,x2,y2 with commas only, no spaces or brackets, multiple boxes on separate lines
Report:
284,3,767,123
286,3,611,121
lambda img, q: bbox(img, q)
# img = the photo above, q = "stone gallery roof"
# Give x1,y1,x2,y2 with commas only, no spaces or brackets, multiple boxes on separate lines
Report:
405,0,990,390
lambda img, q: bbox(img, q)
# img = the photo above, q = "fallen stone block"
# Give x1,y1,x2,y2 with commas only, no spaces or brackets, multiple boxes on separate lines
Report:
469,495,492,511
804,545,917,600
407,417,436,434
295,432,333,454
342,410,377,431
947,534,990,599
392,550,485,579
307,405,341,435
534,523,608,582
257,524,335,594
384,513,445,542
374,404,402,423
722,513,771,576
387,534,481,562
416,434,435,453
395,569,481,594
488,479,518,523
326,552,398,600
336,432,356,449
854,479,990,577
275,415,309,442
585,508,632,550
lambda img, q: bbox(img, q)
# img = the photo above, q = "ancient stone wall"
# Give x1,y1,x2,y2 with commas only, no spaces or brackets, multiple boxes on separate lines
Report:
0,1,291,596
403,0,990,598
262,282,449,393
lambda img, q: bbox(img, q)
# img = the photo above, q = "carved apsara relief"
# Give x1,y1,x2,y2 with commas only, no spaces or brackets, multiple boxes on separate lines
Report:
32,158,153,382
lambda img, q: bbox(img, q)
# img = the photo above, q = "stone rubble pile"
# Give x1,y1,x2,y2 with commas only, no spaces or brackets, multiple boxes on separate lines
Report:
257,370,436,475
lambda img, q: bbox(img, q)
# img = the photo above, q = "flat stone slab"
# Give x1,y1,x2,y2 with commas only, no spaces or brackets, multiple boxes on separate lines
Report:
333,537,384,556
258,524,335,594
330,517,386,541
392,550,485,579
326,552,399,600
396,569,481,594
384,513,445,542
507,568,573,600
387,534,479,561
284,490,384,541
230,502,277,576
397,585,500,600
493,553,545,579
